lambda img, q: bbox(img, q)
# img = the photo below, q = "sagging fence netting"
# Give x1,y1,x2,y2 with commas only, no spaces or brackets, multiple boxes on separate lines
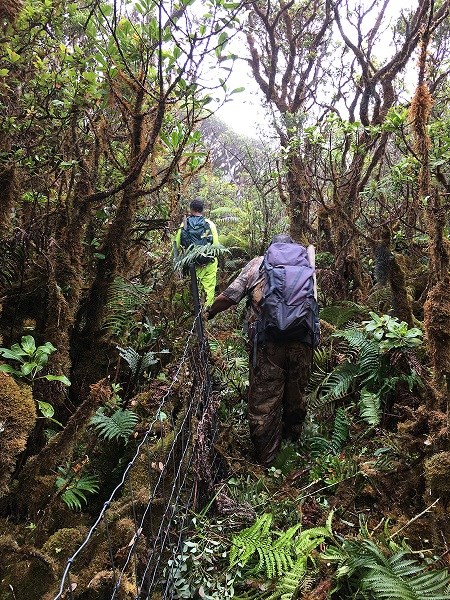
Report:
53,310,225,600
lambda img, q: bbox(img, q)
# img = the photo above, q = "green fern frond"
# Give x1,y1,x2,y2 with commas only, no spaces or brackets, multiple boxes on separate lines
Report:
103,277,152,338
310,435,332,456
361,556,450,599
90,407,139,442
326,538,450,600
320,302,368,327
358,338,380,364
329,408,349,453
310,408,349,457
307,348,332,397
334,327,370,350
230,513,273,568
264,527,330,599
173,243,229,272
118,346,158,378
359,388,381,426
265,558,308,599
319,362,359,402
313,347,332,368
55,470,99,511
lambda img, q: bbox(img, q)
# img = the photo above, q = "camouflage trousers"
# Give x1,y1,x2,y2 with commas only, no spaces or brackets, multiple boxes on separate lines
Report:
248,340,312,467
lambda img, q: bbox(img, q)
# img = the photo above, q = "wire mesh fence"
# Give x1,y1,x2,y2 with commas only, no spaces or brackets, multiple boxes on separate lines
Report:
53,310,222,600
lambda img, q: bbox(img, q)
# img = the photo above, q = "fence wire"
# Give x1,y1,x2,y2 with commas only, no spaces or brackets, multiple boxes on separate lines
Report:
53,309,223,600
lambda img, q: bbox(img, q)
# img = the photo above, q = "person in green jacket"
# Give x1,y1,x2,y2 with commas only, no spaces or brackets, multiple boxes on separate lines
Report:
174,199,219,307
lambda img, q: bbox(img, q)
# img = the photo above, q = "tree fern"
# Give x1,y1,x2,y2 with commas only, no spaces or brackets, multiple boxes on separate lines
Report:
90,407,139,442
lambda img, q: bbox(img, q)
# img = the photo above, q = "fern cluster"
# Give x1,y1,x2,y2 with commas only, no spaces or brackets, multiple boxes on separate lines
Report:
324,537,450,600
230,513,331,599
103,277,152,340
308,322,421,426
90,407,138,443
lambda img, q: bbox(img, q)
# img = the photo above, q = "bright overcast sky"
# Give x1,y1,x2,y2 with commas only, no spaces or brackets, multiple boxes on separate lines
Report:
215,0,418,138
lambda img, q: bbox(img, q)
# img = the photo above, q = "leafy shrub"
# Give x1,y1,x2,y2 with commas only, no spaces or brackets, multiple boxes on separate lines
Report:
0,335,70,385
308,313,422,426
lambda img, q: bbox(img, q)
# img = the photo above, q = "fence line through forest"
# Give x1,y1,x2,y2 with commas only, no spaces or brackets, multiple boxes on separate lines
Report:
54,307,220,600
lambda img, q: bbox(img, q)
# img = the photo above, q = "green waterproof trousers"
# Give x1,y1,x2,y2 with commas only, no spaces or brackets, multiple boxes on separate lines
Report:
248,340,312,467
196,259,218,306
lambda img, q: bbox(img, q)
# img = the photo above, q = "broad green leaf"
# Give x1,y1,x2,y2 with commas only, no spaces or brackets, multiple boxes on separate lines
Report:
0,364,23,376
44,374,71,386
21,362,37,375
82,71,97,83
21,335,36,354
0,348,26,361
38,401,55,418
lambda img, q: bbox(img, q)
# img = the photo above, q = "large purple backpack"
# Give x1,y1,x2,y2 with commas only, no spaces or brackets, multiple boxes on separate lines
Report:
259,242,320,347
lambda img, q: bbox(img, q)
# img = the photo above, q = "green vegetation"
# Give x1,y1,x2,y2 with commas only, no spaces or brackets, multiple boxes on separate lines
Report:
0,0,449,597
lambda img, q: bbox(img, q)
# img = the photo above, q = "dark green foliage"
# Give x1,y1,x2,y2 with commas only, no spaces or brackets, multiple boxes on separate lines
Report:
320,302,369,328
307,318,421,425
118,345,159,377
310,407,349,457
103,277,152,340
272,441,303,474
55,467,100,511
90,407,139,442
325,538,450,600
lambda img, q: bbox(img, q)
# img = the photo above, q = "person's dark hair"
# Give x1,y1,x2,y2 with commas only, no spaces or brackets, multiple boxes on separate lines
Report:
190,198,204,213
271,233,294,244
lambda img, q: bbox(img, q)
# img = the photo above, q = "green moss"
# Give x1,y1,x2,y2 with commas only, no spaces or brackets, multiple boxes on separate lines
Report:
0,372,36,497
42,526,87,567
0,535,56,600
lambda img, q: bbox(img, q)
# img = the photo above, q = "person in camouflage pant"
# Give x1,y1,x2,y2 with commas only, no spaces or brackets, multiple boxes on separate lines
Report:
206,234,313,467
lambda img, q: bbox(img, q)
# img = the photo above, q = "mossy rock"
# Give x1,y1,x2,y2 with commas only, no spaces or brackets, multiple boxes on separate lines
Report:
42,526,88,567
424,451,450,498
0,372,36,497
0,537,56,600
